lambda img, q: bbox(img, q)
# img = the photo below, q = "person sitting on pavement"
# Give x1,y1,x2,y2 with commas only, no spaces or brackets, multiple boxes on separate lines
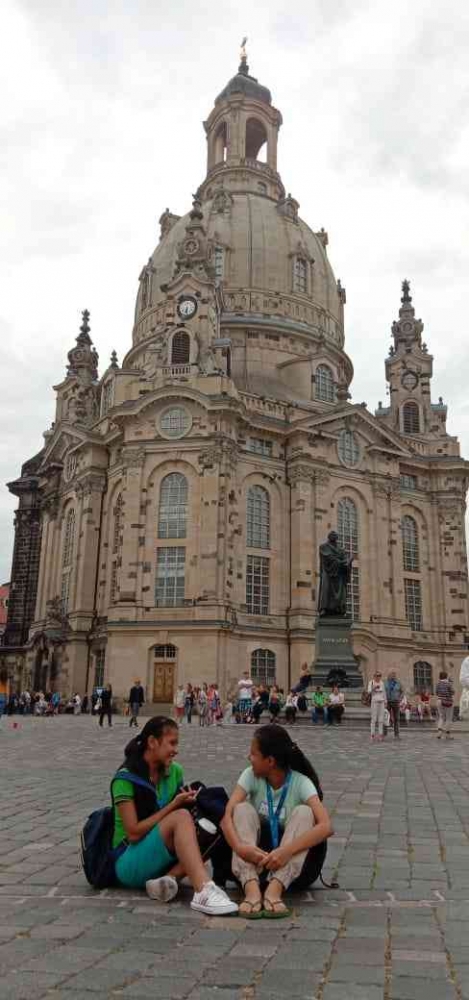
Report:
327,685,345,725
399,693,411,725
251,684,269,724
222,724,333,919
416,690,432,720
311,686,328,725
268,685,282,722
385,670,403,740
284,691,298,725
110,715,238,915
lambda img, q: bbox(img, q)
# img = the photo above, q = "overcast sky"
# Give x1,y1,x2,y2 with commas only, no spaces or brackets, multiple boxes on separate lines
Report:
1,0,468,583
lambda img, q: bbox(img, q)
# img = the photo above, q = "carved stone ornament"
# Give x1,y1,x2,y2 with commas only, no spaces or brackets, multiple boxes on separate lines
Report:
143,330,169,378
289,465,330,488
372,477,401,500
45,596,69,630
198,436,238,470
41,493,59,520
122,447,146,469
75,473,106,498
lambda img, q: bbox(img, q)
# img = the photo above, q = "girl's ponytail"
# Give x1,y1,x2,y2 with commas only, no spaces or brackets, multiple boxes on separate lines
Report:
254,724,324,800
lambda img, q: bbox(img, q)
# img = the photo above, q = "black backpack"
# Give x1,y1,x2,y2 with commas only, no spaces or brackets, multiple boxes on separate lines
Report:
80,771,156,889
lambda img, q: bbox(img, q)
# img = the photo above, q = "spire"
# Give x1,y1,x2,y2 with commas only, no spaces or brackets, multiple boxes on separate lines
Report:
66,310,99,383
401,279,412,305
391,279,423,352
239,35,249,75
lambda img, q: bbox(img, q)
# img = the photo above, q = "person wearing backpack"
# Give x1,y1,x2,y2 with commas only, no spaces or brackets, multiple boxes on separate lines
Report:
385,670,403,739
109,716,237,914
222,724,333,919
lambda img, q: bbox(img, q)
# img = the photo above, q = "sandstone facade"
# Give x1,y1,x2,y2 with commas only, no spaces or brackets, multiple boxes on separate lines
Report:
2,56,468,705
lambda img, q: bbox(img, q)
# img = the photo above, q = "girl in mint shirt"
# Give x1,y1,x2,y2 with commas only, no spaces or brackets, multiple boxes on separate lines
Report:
222,724,333,918
111,716,237,916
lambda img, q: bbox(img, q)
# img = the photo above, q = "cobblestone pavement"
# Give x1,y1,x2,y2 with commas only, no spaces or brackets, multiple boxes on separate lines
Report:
1,717,469,1000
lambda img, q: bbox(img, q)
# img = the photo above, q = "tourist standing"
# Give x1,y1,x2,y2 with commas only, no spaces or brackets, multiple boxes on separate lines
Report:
237,671,254,721
73,693,82,716
198,684,208,726
285,691,298,725
184,684,195,724
128,679,145,728
368,671,385,741
435,671,454,740
174,685,185,722
99,684,113,728
268,685,282,722
385,670,403,739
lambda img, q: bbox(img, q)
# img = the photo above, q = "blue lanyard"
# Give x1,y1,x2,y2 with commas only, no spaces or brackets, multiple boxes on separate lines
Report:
266,773,292,848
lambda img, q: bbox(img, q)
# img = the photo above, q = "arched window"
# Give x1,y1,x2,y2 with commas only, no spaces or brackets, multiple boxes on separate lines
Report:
338,429,360,467
294,257,307,294
413,661,433,693
245,118,267,161
141,268,150,311
402,515,419,572
403,401,420,434
337,498,358,558
337,498,360,620
315,365,335,402
214,121,227,163
247,486,270,549
171,331,190,366
158,473,188,539
61,508,75,613
251,649,276,686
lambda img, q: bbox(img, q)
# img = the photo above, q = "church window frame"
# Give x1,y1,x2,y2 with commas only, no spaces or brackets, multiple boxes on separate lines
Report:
213,245,225,282
245,117,268,161
93,648,106,689
293,257,308,295
314,364,335,403
155,546,186,607
158,473,188,540
247,438,273,458
159,406,191,439
251,648,276,686
347,565,360,622
140,266,152,312
247,485,270,549
402,401,420,435
413,660,433,693
61,508,75,614
64,451,77,483
171,331,190,366
400,473,417,491
101,379,114,416
337,497,359,559
402,515,419,572
404,578,423,631
338,429,360,468
246,554,270,615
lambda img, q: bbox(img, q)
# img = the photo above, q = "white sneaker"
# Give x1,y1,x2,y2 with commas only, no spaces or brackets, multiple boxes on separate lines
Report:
191,880,238,916
146,875,178,902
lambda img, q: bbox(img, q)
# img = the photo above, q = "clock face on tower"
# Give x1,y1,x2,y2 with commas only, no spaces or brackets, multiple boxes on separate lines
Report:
177,296,198,321
401,370,419,391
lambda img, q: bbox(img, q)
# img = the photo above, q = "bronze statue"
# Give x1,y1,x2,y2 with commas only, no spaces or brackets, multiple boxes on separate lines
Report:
318,530,352,617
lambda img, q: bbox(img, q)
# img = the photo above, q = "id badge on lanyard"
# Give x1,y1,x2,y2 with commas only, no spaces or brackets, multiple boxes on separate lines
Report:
266,773,292,848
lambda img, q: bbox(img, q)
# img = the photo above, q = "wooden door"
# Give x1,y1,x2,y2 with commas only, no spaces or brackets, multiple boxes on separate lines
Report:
153,661,175,703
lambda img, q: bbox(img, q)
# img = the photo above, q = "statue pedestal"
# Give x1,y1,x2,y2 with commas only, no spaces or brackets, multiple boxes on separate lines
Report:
312,616,362,689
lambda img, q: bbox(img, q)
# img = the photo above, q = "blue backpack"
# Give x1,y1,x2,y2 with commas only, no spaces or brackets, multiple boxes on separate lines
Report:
80,771,157,889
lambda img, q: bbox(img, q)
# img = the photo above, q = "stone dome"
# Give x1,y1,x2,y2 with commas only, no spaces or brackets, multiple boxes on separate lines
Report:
132,191,343,351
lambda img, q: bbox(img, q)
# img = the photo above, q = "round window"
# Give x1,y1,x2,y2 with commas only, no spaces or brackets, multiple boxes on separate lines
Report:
338,429,360,467
159,406,191,439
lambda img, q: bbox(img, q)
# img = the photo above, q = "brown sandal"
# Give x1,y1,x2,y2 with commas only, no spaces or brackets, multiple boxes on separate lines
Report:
239,899,264,919
262,897,291,919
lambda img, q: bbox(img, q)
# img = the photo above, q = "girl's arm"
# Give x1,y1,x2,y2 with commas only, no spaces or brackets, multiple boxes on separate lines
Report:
117,788,196,843
264,795,334,870
221,785,268,866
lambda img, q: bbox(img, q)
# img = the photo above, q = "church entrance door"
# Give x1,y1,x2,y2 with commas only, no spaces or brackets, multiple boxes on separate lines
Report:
152,644,177,704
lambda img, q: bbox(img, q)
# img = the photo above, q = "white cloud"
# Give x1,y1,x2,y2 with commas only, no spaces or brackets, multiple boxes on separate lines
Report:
1,0,468,580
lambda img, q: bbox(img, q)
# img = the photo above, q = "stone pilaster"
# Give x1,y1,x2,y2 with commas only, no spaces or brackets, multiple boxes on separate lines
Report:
119,448,146,603
74,474,106,613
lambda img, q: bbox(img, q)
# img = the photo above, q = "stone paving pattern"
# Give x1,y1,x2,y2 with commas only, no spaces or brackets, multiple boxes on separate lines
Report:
1,717,469,999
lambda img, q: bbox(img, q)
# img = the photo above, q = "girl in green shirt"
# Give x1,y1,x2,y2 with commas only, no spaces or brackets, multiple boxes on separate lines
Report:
111,716,237,915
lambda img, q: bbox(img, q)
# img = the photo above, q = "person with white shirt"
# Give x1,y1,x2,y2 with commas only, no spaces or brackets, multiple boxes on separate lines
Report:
237,671,254,721
368,671,386,741
327,685,345,725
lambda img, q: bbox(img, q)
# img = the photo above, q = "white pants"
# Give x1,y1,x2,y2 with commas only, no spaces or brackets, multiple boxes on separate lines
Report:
231,801,314,890
370,699,385,736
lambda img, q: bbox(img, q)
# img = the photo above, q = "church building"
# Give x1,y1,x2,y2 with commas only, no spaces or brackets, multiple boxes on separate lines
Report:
2,54,468,707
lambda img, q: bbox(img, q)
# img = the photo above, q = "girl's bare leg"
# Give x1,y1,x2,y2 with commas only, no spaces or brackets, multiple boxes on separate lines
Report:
158,810,207,891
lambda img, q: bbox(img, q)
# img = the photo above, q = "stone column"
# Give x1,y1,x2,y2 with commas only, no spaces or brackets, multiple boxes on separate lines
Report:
4,475,42,647
288,464,316,613
74,474,106,612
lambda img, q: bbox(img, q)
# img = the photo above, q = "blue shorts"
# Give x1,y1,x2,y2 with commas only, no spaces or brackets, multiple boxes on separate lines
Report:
115,825,175,890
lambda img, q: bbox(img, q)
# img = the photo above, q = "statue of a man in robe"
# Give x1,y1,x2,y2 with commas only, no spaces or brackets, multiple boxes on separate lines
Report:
318,530,352,617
